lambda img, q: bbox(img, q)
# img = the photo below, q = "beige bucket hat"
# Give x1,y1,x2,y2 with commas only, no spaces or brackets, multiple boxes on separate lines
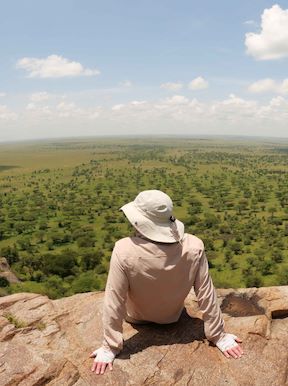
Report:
120,190,185,243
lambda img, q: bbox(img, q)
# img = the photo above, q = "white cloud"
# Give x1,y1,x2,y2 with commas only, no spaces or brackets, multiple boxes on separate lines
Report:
248,78,277,93
88,111,100,120
16,55,100,78
258,96,288,120
24,98,101,120
130,100,147,106
108,93,288,131
211,94,258,120
2,94,288,140
281,79,288,94
54,101,101,120
188,76,209,90
0,105,17,120
248,78,288,94
245,4,288,60
26,103,37,110
56,101,83,117
30,92,50,102
160,82,183,91
25,103,52,117
119,80,132,88
110,94,259,125
164,95,189,105
0,92,6,97
112,104,125,111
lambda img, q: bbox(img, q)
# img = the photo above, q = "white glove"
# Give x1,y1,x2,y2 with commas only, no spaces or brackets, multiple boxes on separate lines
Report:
216,333,238,352
92,347,116,363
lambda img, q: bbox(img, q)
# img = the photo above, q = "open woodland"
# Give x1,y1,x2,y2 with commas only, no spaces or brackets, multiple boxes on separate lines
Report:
0,137,287,298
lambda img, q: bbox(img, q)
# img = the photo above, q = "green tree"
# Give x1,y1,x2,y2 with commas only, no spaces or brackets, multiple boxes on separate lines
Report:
0,276,9,287
202,213,219,228
70,271,102,293
81,249,103,270
271,250,284,263
278,267,288,285
45,275,67,299
77,236,95,248
0,245,19,265
42,250,77,278
245,272,263,288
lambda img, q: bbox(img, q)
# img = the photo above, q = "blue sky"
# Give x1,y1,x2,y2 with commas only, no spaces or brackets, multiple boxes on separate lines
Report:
1,1,288,141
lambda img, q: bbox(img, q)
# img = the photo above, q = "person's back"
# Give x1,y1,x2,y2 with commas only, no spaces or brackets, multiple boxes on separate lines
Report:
113,234,205,324
90,190,244,375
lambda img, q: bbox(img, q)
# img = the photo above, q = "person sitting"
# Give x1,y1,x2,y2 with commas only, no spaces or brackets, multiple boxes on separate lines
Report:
90,190,243,375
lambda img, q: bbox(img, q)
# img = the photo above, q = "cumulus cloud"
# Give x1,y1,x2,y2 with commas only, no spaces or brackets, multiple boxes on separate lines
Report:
269,96,288,110
257,96,288,120
110,94,257,123
164,95,189,105
0,105,17,120
56,101,85,117
30,92,50,102
188,76,209,90
108,93,288,131
2,94,288,140
245,4,288,60
55,101,101,120
281,79,288,94
25,103,52,117
26,103,37,110
23,97,101,121
248,78,277,93
16,55,100,78
211,94,258,120
248,78,288,94
89,111,100,119
130,100,147,106
160,82,183,91
0,92,6,97
112,104,125,111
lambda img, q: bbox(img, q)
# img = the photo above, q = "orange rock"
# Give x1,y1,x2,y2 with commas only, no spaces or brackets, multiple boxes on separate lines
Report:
0,286,287,385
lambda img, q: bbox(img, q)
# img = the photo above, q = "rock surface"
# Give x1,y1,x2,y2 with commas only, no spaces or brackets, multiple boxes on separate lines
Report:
0,286,288,386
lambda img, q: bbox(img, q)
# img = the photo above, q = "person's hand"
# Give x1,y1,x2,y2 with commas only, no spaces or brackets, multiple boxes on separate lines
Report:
215,333,244,359
90,347,115,375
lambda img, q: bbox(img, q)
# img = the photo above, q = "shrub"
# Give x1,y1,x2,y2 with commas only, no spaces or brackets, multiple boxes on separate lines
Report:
81,249,103,270
0,276,9,287
42,250,77,278
77,236,95,248
245,272,263,288
0,245,19,265
70,271,102,293
3,312,27,328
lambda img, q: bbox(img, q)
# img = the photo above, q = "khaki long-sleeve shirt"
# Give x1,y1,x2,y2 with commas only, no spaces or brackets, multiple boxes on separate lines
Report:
102,233,225,354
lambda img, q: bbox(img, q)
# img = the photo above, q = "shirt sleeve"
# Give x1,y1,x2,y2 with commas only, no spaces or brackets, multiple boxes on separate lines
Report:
102,244,129,354
193,247,225,343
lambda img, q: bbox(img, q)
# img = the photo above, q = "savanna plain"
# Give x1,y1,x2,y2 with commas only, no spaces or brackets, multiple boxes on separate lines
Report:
0,137,287,299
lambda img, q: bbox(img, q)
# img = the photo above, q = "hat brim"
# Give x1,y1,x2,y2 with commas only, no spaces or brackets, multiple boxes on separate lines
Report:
121,202,185,243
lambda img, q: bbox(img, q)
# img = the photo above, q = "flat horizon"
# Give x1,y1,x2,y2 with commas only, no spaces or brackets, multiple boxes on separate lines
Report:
1,133,288,146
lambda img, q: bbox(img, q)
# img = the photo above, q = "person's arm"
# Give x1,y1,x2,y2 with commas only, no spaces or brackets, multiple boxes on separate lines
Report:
91,244,129,374
194,247,243,359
